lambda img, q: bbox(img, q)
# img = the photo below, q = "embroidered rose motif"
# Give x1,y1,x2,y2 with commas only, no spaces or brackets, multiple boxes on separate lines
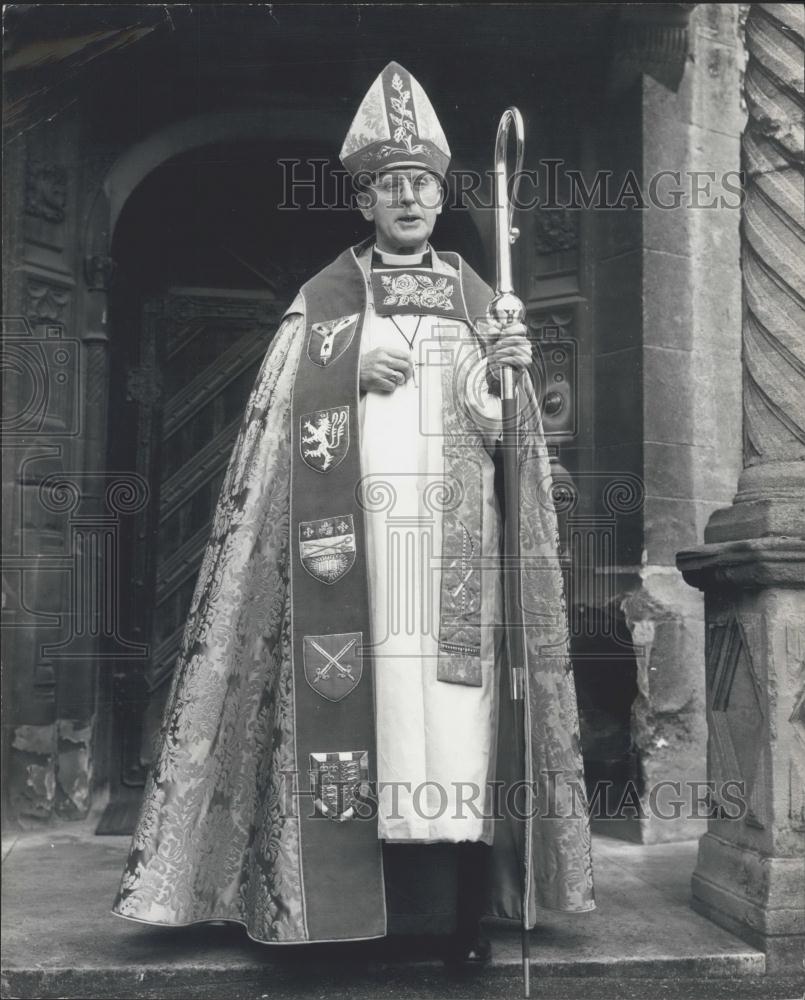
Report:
380,272,455,311
390,274,418,296
419,286,448,309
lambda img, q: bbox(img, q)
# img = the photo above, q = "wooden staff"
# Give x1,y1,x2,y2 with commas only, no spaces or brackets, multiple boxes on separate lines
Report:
487,106,531,999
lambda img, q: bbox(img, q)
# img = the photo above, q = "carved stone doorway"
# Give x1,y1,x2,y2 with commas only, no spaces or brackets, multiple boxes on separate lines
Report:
95,137,484,833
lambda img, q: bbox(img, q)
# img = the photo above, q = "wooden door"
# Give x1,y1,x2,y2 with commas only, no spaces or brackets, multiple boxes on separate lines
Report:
98,287,285,833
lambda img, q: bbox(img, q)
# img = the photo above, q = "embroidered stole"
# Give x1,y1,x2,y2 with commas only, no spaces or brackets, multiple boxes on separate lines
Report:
288,243,493,940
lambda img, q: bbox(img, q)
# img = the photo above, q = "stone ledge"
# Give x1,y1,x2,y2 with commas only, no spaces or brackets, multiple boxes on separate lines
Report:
703,464,805,545
677,537,805,590
705,502,805,546
692,833,805,927
691,890,805,979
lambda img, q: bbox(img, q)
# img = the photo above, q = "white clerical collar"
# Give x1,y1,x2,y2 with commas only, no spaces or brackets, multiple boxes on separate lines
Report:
373,244,431,266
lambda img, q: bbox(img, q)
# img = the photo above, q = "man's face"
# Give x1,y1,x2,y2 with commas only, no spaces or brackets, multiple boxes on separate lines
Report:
358,168,443,253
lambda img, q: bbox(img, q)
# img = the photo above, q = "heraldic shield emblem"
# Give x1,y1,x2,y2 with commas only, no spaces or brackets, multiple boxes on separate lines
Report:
309,750,370,821
300,406,350,473
303,631,363,702
307,314,359,367
298,514,356,584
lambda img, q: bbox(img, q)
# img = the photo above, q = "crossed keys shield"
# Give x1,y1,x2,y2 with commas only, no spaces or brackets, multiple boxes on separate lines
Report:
303,631,363,702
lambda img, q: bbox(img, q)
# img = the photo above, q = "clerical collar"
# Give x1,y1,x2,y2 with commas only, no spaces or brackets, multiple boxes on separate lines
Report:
371,245,433,270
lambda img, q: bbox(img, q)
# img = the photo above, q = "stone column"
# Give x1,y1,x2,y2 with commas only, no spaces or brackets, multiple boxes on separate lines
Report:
677,3,804,974
594,3,744,845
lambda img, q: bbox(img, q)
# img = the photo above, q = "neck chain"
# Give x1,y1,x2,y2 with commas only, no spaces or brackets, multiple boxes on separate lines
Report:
388,315,423,386
389,314,422,351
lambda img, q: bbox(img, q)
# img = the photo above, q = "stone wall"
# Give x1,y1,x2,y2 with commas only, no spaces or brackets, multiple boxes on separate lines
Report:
677,2,805,972
2,105,100,823
591,3,746,842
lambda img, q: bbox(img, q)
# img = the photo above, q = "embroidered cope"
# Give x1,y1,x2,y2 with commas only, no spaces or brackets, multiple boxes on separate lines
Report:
111,240,595,945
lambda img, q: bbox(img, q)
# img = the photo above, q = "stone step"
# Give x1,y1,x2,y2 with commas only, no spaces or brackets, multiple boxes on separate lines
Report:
5,965,804,1000
2,826,792,1000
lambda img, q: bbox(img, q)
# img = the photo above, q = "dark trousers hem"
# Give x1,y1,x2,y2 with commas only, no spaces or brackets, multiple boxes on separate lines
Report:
382,840,491,938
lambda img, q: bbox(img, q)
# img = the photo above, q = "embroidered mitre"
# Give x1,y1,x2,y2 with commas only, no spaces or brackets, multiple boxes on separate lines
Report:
340,61,451,180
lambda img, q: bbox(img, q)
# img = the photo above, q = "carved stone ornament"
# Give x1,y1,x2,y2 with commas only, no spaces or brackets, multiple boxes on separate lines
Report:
609,3,696,93
84,254,117,292
25,160,67,224
708,616,768,827
24,279,70,324
533,208,578,255
741,4,805,466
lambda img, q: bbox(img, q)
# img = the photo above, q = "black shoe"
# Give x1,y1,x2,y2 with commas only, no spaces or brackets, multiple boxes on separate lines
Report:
443,927,492,966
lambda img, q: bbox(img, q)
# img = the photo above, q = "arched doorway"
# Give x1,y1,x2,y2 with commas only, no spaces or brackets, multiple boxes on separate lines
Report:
97,135,484,833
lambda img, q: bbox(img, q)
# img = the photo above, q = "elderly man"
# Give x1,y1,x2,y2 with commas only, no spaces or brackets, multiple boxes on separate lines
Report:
113,62,594,965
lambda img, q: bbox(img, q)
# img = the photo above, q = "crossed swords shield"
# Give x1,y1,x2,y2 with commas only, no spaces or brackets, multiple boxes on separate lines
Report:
303,631,363,702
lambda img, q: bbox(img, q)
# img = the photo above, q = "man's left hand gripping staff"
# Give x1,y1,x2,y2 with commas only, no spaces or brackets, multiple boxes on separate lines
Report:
484,320,532,378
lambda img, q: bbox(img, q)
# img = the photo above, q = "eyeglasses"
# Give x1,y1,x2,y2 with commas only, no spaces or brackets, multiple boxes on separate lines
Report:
373,172,442,200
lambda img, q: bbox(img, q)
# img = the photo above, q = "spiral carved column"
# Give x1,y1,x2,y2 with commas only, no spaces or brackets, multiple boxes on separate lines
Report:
742,3,804,468
677,4,804,973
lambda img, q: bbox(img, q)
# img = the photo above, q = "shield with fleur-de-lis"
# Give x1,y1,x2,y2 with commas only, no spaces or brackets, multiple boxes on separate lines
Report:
298,514,356,584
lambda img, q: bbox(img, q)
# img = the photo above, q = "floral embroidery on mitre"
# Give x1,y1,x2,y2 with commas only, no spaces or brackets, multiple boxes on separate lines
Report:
381,272,455,311
378,72,426,159
340,62,451,179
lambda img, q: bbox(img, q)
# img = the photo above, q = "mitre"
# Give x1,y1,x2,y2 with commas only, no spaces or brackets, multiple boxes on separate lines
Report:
340,61,451,180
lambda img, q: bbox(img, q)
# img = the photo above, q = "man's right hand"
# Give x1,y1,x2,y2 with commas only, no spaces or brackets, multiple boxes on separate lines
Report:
359,347,414,394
